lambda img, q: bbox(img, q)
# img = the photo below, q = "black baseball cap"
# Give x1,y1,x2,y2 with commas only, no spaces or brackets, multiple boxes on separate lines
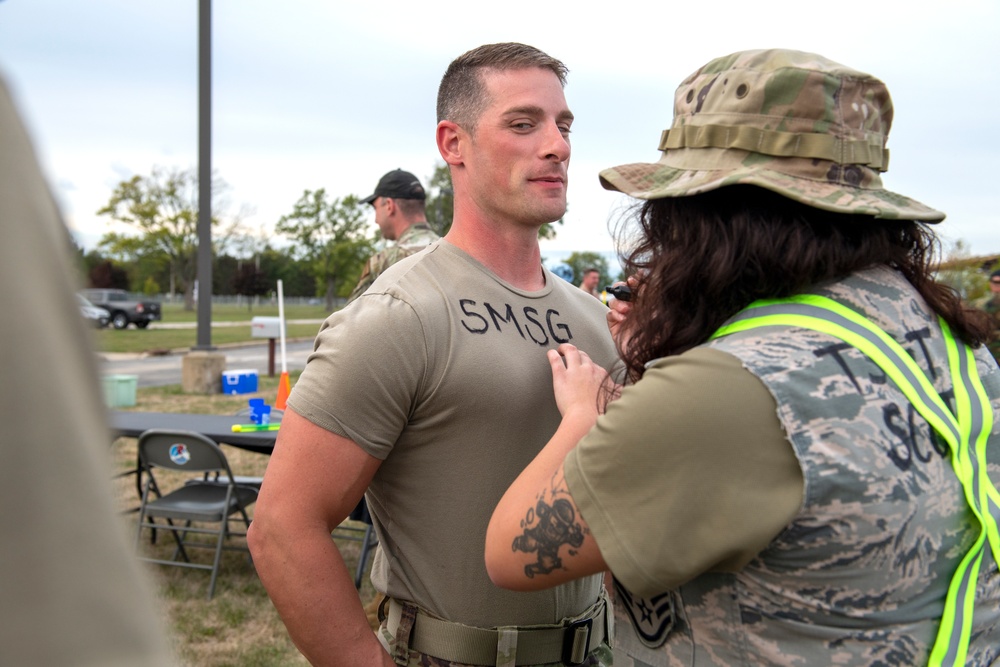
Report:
361,169,426,204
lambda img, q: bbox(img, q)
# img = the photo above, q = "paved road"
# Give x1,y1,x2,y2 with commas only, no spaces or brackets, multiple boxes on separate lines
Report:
100,339,316,388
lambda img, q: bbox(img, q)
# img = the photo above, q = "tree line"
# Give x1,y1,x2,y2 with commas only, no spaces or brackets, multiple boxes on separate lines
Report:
76,163,619,312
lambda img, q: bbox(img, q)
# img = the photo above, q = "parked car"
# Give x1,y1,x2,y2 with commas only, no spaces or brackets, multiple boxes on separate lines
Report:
78,293,110,328
81,288,162,330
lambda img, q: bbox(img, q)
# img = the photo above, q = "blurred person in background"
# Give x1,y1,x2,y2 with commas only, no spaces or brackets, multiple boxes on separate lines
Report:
348,169,440,303
578,267,602,300
974,268,1000,363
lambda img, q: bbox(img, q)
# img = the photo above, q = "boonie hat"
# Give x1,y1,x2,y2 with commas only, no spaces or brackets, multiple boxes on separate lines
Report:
361,169,426,204
599,49,944,222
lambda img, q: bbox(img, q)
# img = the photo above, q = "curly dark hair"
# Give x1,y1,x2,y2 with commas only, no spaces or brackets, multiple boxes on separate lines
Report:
614,186,992,381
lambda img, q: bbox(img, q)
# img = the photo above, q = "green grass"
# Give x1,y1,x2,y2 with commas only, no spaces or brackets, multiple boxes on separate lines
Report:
112,371,379,667
158,302,332,324
93,302,332,354
95,322,324,354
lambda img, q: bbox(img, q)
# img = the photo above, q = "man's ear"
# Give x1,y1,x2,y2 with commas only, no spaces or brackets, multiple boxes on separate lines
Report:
436,120,464,166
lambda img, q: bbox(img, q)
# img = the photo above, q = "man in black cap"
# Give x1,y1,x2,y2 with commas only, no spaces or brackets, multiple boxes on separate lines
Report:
348,169,439,302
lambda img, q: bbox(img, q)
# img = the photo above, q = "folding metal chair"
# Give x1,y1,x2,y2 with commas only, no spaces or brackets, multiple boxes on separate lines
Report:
188,407,286,490
134,429,258,599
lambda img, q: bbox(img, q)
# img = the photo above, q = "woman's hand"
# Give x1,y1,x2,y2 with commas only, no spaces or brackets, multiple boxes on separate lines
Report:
548,344,614,426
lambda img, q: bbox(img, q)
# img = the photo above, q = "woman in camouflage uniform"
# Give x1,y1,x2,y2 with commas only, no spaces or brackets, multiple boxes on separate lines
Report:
487,49,1000,666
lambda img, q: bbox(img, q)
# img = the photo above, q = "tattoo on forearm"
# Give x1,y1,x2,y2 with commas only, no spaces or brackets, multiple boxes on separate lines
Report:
510,469,587,578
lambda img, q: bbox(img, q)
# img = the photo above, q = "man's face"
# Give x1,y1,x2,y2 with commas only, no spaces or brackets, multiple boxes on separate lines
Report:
991,277,1000,294
582,271,599,290
461,67,572,228
371,197,395,240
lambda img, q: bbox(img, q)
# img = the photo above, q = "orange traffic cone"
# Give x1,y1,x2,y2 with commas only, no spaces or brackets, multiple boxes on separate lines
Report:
275,371,291,410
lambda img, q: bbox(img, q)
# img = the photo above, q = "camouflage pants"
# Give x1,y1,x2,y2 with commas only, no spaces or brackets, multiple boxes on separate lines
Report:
376,601,613,667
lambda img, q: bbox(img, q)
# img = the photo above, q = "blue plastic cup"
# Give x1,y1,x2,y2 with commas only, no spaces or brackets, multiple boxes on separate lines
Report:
259,405,272,425
248,398,266,424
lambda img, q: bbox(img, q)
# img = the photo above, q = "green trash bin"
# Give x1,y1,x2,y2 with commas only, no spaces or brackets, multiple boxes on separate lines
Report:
102,374,138,408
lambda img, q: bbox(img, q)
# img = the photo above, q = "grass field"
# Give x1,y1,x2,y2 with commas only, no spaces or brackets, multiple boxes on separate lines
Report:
156,302,332,324
112,371,379,666
95,303,331,354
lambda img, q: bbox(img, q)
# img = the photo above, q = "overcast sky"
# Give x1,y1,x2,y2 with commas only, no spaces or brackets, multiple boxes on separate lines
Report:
1,0,997,262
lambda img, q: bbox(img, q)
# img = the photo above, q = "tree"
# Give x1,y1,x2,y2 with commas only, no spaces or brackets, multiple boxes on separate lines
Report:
232,261,270,311
96,166,242,310
935,239,1000,302
275,189,374,310
424,161,563,239
88,260,129,290
425,162,454,237
563,251,612,289
257,245,315,297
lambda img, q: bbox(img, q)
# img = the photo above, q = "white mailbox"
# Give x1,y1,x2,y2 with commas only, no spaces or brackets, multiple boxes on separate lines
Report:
251,316,285,339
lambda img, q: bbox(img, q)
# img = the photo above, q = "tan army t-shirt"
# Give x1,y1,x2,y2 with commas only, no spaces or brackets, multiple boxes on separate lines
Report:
290,240,619,627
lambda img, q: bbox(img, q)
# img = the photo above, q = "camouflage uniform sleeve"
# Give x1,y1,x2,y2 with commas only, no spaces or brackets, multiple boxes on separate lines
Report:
348,245,412,303
346,257,376,303
347,227,437,304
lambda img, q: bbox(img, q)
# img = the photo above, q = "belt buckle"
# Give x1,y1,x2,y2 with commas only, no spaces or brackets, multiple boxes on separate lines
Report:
561,616,593,665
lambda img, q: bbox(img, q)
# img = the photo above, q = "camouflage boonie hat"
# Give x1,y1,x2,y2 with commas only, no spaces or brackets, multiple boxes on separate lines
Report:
599,49,945,222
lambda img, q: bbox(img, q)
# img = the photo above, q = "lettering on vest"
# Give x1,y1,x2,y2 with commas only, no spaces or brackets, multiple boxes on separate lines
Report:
458,299,573,347
814,327,950,472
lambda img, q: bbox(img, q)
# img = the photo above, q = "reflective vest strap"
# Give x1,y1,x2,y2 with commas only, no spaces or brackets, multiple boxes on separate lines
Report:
711,294,998,666
941,321,1000,560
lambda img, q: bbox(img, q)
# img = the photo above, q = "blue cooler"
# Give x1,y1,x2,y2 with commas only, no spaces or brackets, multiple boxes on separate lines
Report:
222,369,258,394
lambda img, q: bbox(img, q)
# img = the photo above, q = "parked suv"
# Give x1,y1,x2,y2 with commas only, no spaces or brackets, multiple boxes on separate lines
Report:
81,289,162,330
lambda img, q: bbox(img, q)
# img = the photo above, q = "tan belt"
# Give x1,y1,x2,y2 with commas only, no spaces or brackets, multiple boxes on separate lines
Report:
384,593,610,666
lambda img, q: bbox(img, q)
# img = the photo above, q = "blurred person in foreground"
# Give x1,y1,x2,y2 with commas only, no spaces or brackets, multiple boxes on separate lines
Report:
347,169,440,303
249,43,618,666
0,73,175,666
487,49,1000,666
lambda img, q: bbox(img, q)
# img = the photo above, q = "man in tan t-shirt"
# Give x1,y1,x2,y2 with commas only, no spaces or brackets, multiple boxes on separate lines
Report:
249,43,617,666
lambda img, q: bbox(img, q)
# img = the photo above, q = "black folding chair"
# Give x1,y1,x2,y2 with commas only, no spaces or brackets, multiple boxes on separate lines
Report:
134,429,258,599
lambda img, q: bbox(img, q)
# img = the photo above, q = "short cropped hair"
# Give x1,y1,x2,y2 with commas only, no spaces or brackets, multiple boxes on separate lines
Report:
395,197,426,219
437,42,568,132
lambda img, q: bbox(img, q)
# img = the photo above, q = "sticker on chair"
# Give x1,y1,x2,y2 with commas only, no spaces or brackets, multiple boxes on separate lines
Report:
169,443,190,465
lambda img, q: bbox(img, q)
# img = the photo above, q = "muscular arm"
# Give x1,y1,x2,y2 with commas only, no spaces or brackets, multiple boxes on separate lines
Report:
247,408,393,666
